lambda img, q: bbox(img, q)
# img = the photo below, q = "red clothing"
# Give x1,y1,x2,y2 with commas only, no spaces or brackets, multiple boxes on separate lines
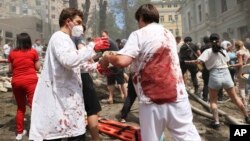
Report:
8,48,39,134
8,49,39,82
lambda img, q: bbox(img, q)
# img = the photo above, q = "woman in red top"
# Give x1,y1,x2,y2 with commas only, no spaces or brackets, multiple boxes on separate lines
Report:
8,33,40,140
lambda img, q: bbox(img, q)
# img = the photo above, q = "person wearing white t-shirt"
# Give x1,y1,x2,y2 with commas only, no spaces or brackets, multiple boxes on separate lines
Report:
3,40,13,58
186,33,250,128
32,39,43,57
99,4,201,141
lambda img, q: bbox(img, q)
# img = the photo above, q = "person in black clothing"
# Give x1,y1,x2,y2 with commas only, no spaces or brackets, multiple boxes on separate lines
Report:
119,74,137,123
101,31,127,104
200,36,210,101
179,36,201,94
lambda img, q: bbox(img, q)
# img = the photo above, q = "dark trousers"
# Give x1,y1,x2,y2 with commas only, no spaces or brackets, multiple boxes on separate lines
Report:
44,134,85,141
120,75,137,119
202,68,209,100
180,62,198,88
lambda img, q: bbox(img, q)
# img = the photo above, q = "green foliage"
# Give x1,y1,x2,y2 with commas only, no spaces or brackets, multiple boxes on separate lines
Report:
109,0,151,39
87,0,151,39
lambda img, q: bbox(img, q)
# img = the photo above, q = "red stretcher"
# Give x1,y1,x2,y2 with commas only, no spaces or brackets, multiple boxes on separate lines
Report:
98,118,141,141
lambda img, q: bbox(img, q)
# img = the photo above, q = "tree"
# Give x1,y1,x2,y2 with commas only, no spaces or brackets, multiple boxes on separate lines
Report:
83,0,91,25
69,0,78,8
99,0,107,35
110,0,151,39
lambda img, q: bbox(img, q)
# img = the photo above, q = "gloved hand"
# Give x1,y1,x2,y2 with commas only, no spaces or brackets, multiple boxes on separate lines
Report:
96,63,111,76
93,37,110,51
98,51,117,69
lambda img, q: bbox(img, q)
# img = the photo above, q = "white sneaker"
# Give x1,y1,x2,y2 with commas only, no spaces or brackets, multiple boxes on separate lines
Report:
16,129,27,140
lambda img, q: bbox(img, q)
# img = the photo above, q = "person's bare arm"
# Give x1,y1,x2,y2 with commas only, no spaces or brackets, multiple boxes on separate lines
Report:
99,51,134,68
8,63,12,73
184,59,203,64
229,53,242,68
35,61,40,71
108,54,133,68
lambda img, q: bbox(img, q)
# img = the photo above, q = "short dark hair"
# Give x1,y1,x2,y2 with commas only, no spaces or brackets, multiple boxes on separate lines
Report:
175,36,181,40
184,36,192,43
16,33,32,50
210,33,220,43
203,36,210,44
135,4,159,24
59,8,84,27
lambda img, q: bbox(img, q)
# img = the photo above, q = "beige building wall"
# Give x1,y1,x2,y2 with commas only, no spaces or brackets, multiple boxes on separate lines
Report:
179,0,250,43
152,0,183,37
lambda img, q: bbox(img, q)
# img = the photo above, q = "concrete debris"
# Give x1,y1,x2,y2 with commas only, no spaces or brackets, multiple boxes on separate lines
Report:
0,76,12,92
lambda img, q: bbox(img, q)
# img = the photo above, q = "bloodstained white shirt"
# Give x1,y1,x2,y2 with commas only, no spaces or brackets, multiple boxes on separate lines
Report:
118,23,188,104
29,31,93,140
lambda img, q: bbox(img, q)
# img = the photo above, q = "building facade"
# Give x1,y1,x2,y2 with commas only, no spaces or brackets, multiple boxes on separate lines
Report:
151,0,184,37
179,0,250,43
0,0,73,44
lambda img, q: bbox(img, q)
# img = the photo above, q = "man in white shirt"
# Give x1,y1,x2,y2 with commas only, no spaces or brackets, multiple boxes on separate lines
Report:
29,8,108,141
32,39,43,57
99,4,200,141
3,40,13,58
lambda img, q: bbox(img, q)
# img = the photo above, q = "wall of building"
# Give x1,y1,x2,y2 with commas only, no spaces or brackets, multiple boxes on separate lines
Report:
0,16,50,45
0,0,72,44
180,0,250,43
152,0,183,37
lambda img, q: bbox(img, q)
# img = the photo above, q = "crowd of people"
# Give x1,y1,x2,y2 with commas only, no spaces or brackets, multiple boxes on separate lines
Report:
1,3,250,141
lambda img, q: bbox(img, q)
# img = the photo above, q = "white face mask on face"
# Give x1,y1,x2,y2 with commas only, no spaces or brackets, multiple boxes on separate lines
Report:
71,25,83,37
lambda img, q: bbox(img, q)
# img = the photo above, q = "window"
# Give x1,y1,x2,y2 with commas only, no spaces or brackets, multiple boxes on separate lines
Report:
198,4,202,22
22,8,28,14
36,23,42,32
176,29,179,36
0,3,2,7
5,31,13,38
174,4,178,7
11,6,16,12
175,15,178,21
160,16,164,23
51,14,55,19
161,4,164,8
221,0,227,13
168,5,171,8
36,0,41,6
168,15,173,22
237,0,244,4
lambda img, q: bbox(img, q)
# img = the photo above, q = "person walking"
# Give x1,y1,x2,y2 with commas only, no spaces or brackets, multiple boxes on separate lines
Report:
101,30,127,104
8,33,40,140
230,40,250,109
186,33,250,128
179,36,201,94
99,4,201,141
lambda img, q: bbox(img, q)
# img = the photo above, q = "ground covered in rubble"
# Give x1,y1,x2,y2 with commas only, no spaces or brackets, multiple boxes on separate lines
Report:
0,73,248,141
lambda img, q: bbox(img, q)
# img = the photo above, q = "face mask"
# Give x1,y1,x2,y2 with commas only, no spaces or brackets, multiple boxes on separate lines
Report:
71,25,83,37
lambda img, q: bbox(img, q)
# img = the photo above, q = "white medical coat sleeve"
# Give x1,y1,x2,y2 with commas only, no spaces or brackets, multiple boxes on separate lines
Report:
52,37,93,70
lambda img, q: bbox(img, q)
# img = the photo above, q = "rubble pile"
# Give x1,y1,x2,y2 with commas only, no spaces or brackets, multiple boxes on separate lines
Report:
0,76,11,92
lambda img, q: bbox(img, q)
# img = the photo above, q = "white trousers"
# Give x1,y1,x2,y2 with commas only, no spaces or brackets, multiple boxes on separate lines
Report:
139,99,201,141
